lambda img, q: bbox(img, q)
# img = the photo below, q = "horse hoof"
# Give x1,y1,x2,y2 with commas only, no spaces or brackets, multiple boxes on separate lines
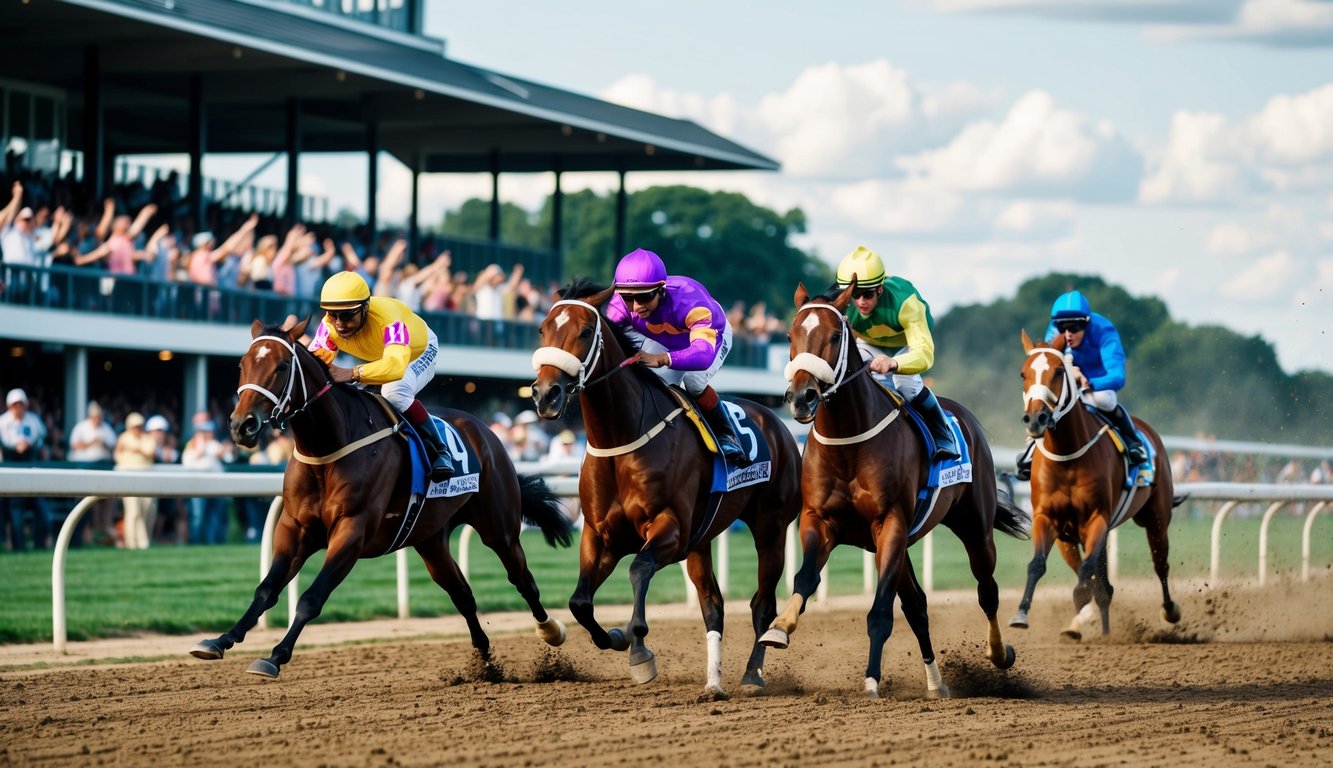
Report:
741,669,766,689
1008,612,1029,629
926,683,951,700
758,628,789,649
702,684,728,701
189,639,225,660
992,644,1017,670
628,651,657,684
246,658,281,678
536,618,567,647
1163,603,1182,624
863,677,880,698
607,628,630,652
1060,629,1082,643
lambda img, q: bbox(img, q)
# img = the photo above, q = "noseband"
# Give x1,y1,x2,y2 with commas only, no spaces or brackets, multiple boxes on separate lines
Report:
783,302,871,402
238,335,332,430
1023,347,1080,425
530,299,631,392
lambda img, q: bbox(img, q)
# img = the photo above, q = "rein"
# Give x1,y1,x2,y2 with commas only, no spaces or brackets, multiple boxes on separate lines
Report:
785,301,893,445
1025,346,1106,462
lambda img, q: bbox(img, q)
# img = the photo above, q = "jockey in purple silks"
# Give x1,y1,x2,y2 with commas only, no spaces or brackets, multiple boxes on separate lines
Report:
605,248,749,466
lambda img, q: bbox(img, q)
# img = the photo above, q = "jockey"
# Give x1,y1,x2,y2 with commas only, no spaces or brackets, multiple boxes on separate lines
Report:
836,246,960,461
308,270,453,483
605,247,749,466
1014,289,1149,480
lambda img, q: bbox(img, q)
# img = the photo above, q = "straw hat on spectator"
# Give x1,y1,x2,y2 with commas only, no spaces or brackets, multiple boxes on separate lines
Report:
125,412,145,429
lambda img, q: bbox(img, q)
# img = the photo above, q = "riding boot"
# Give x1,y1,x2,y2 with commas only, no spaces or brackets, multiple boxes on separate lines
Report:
1108,404,1149,465
412,414,455,483
703,401,750,467
1013,442,1035,481
911,387,961,461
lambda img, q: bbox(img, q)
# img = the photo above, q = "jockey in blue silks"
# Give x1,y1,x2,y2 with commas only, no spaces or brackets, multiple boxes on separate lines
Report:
1014,290,1148,480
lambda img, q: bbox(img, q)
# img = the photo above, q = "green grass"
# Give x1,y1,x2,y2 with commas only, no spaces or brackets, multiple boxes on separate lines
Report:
2,508,1328,645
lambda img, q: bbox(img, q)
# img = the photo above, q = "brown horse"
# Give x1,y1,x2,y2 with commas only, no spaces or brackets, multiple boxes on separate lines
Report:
529,279,802,697
189,320,573,678
761,281,1030,698
1011,330,1183,639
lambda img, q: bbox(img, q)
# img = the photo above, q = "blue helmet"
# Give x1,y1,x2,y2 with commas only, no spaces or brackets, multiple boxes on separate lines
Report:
613,248,667,291
1050,290,1091,322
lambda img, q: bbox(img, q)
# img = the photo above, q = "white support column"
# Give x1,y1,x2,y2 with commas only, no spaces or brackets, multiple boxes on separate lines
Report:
1303,502,1328,583
1257,501,1288,586
63,345,89,436
183,354,209,423
1209,500,1240,586
396,549,409,619
716,531,730,598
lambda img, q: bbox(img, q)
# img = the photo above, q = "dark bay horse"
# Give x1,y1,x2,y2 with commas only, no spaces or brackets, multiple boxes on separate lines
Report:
1011,330,1183,640
763,281,1030,698
529,280,802,697
189,320,573,678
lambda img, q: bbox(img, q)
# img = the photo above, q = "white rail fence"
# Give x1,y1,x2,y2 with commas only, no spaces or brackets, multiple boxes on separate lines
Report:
1,468,1330,654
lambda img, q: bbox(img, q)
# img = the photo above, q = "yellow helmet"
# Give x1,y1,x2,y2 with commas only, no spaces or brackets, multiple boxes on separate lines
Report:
836,246,886,289
319,271,370,310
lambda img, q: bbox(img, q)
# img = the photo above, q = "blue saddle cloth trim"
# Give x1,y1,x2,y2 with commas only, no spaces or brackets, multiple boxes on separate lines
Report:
690,402,774,551
1083,405,1155,488
900,405,972,536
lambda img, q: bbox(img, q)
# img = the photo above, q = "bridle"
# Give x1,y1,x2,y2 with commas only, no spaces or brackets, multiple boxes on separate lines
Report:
237,335,332,430
530,299,635,393
783,302,872,403
1023,346,1080,425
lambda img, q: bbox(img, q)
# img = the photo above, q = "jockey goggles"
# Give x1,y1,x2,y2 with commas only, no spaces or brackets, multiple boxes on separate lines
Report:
326,303,366,324
1055,319,1088,333
617,287,662,306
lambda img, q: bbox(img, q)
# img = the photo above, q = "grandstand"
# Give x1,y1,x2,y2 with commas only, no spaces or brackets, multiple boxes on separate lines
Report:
0,0,787,439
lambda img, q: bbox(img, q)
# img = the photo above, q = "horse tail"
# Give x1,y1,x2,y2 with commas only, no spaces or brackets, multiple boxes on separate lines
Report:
1172,492,1190,508
518,473,574,548
994,495,1033,541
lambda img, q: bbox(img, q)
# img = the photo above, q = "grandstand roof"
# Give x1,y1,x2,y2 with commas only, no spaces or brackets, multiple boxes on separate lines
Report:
3,0,778,173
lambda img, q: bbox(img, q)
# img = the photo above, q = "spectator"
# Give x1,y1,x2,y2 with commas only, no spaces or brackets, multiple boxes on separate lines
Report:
509,409,548,463
0,388,52,550
113,412,157,549
67,401,118,546
544,428,584,465
181,415,231,544
145,415,183,543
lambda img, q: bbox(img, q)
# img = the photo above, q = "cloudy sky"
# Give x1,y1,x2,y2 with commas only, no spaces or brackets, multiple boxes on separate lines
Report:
198,0,1333,374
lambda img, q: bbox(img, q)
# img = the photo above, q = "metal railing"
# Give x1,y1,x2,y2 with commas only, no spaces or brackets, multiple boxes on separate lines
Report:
4,467,1330,653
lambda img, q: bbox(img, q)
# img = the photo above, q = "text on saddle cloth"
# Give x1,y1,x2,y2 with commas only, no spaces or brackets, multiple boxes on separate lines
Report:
403,416,481,499
899,405,973,539
662,387,774,493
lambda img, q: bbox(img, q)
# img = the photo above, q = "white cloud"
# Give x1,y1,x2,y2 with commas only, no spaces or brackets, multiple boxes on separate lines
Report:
896,90,1141,201
1219,249,1297,300
600,61,998,179
1151,0,1333,47
1207,221,1273,257
994,200,1077,240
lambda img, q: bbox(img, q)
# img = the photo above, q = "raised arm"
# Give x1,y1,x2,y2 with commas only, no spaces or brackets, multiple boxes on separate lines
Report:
0,181,22,230
127,203,158,240
212,213,259,262
137,223,170,263
95,198,115,241
374,239,407,295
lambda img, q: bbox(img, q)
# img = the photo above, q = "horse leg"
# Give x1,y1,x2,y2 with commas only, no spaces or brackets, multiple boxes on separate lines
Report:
863,520,909,698
741,524,787,688
945,515,1017,670
1010,513,1056,629
247,525,365,678
1137,499,1181,624
1092,547,1114,637
470,515,565,647
623,547,661,684
685,548,727,698
760,511,833,649
568,530,623,652
190,518,311,661
414,531,492,659
895,551,950,699
1063,516,1110,642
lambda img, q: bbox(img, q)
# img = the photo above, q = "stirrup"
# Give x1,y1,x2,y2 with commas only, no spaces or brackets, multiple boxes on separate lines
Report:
429,459,454,483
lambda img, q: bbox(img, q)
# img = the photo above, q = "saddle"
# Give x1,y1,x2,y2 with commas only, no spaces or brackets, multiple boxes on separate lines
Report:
1085,405,1155,488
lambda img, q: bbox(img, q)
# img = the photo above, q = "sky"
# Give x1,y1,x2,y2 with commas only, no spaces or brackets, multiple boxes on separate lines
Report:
175,0,1333,374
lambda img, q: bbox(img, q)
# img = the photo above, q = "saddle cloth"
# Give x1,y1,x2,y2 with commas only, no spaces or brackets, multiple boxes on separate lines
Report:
1085,405,1155,488
900,403,973,538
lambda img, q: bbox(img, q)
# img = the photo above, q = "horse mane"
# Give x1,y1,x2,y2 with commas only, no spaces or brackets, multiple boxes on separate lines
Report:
259,321,339,384
556,277,605,301
815,283,844,303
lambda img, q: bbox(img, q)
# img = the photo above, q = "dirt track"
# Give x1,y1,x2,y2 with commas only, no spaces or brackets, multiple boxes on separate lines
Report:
2,578,1331,767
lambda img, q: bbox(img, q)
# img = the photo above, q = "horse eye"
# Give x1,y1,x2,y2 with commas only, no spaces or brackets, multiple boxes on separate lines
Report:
831,331,842,344
277,361,289,372
579,326,593,339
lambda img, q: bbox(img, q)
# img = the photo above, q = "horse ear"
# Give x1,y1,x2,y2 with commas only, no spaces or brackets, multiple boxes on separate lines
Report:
1051,334,1067,352
250,319,265,339
588,285,616,308
1021,328,1034,352
833,275,857,311
794,283,809,307
288,316,310,340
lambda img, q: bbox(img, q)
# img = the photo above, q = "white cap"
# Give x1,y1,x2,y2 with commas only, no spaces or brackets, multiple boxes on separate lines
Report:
515,410,539,426
6,388,27,407
145,415,170,432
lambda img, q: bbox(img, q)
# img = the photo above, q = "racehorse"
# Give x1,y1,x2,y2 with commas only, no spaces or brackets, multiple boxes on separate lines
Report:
1010,329,1183,640
529,279,802,697
189,319,573,678
762,281,1030,699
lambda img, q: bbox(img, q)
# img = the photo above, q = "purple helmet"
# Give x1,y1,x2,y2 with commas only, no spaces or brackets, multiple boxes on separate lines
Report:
613,248,667,291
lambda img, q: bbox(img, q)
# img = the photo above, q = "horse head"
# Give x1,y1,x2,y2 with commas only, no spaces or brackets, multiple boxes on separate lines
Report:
531,279,616,420
1020,329,1076,440
783,279,858,423
231,317,313,448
